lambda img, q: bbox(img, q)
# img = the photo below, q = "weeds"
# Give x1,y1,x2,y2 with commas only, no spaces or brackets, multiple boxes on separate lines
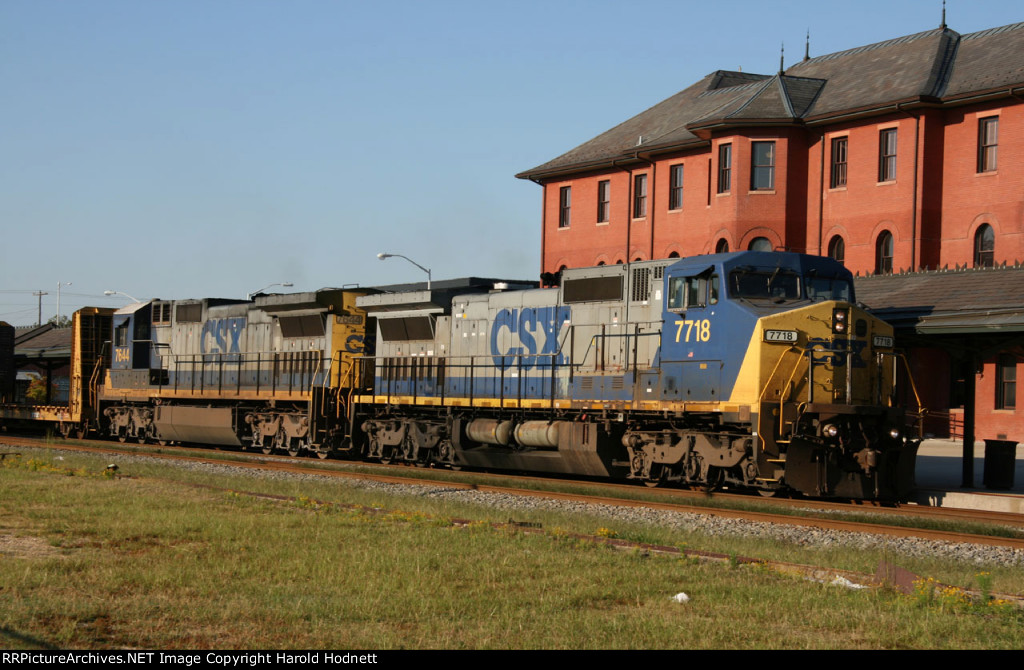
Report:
910,574,1022,620
2,449,1023,649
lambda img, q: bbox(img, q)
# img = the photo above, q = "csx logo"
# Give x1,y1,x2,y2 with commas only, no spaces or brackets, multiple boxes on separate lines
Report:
490,306,570,369
345,334,364,353
201,317,246,354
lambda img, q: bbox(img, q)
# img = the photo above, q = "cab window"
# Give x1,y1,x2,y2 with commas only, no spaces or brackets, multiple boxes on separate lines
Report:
805,276,853,302
730,269,800,301
115,322,129,347
668,274,719,311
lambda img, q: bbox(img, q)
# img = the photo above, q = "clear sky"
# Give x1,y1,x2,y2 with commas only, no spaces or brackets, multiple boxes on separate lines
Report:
1,0,1020,325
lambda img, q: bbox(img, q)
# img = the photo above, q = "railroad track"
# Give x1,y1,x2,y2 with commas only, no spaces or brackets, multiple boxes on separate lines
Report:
4,434,1024,551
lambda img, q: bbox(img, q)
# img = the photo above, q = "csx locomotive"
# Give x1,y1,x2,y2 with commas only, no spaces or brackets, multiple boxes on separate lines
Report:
0,251,920,499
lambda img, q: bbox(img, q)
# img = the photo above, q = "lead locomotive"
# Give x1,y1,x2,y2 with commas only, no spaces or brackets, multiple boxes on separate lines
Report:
356,251,919,499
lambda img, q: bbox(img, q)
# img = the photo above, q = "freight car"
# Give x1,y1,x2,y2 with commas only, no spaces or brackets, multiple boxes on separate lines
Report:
354,251,921,499
0,321,14,404
0,309,112,437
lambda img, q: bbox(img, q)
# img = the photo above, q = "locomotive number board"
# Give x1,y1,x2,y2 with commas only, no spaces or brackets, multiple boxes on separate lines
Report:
763,330,799,343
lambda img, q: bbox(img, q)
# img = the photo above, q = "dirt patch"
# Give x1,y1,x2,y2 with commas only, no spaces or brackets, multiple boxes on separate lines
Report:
0,533,64,559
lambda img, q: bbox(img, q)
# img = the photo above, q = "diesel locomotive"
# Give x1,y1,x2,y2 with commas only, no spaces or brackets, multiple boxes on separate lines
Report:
0,251,921,499
98,288,373,457
355,251,920,499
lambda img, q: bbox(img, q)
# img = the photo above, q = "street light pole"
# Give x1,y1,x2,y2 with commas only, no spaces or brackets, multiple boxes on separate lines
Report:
56,282,72,323
377,253,431,290
104,290,142,303
247,282,293,301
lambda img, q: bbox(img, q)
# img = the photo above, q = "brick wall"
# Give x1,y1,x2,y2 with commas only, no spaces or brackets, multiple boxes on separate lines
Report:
539,99,1024,277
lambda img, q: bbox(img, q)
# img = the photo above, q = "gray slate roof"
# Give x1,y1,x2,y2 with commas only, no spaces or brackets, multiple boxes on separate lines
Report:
855,264,1024,335
14,325,72,359
519,22,1024,180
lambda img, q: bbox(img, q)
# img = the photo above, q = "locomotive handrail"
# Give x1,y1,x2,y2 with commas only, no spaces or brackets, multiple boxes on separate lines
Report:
357,351,566,403
882,350,926,436
758,342,837,449
573,328,659,373
87,350,106,422
154,349,326,398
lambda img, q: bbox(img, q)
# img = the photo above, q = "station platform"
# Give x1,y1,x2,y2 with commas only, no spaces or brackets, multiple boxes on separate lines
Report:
912,439,1024,513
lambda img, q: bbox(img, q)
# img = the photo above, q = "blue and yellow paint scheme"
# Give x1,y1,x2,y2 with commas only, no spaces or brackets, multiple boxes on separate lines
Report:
356,252,918,499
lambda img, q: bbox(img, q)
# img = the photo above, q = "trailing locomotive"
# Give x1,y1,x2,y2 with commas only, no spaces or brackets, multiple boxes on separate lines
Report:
98,288,373,457
0,251,921,499
355,251,920,499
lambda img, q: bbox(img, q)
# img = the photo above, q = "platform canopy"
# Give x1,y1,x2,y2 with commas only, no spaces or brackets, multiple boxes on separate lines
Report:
856,264,1024,342
855,264,1024,487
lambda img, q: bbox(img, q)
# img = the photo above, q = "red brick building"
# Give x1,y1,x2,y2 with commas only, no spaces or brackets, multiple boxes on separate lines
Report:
519,23,1024,275
518,22,1024,443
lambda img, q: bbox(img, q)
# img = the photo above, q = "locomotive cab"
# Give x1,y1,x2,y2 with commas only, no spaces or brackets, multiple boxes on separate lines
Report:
110,301,164,386
629,252,918,498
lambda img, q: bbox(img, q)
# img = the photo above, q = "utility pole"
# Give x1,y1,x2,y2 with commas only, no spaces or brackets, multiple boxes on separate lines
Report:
33,291,48,326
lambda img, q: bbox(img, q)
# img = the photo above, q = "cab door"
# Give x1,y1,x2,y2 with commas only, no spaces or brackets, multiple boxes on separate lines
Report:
660,269,723,402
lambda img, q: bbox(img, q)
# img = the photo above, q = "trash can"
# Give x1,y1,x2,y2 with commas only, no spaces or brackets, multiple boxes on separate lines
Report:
982,439,1017,490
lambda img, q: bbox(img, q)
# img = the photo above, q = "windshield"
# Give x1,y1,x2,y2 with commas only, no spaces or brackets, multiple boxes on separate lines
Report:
729,269,801,301
805,276,853,302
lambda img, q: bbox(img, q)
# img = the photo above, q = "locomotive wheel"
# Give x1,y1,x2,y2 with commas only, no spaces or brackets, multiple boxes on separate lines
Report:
643,465,665,488
118,433,127,444
287,439,302,458
316,450,331,460
757,489,778,498
263,429,285,455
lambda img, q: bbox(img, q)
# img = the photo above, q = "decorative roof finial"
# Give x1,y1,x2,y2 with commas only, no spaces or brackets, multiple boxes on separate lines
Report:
941,0,947,29
779,42,785,75
804,29,810,61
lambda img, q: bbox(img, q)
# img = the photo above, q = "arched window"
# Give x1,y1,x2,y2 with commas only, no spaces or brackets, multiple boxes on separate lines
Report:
597,261,606,266
668,251,680,258
748,237,772,252
974,224,994,268
875,231,893,274
715,239,729,254
828,235,845,265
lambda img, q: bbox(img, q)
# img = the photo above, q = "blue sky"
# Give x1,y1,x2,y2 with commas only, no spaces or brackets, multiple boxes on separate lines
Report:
1,0,1020,325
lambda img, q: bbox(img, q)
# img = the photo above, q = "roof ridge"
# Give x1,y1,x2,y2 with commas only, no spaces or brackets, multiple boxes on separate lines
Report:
705,69,772,91
961,21,1024,40
927,30,961,98
856,261,1024,280
799,27,947,66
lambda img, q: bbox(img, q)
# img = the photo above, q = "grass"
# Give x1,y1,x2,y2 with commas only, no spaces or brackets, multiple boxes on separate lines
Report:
1,449,1022,649
48,435,1024,543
